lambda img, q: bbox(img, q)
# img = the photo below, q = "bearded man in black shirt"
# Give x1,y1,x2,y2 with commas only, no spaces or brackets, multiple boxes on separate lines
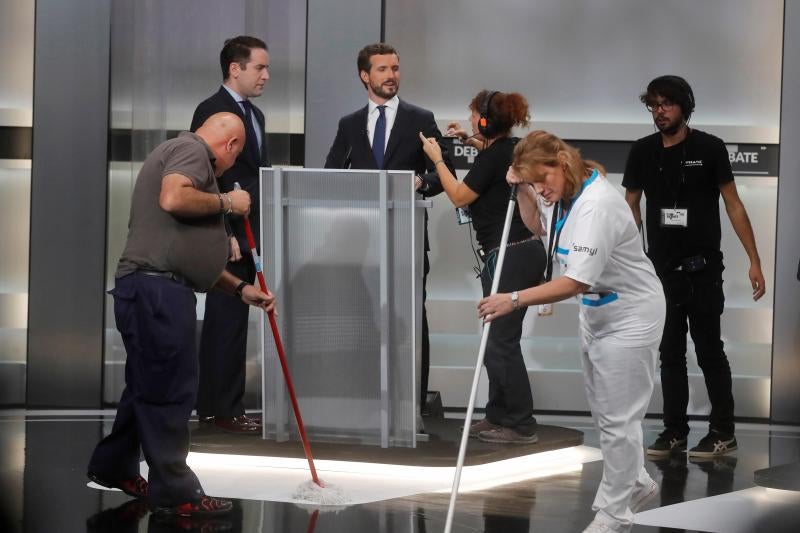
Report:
623,75,766,459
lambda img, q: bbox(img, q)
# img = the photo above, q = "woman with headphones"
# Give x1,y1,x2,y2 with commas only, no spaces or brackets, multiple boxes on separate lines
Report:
418,90,546,444
478,131,666,533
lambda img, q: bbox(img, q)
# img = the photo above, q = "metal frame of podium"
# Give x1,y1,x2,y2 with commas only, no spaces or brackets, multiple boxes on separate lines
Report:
258,167,428,448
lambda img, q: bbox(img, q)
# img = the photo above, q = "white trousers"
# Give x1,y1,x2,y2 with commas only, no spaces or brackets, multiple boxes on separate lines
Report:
581,331,660,528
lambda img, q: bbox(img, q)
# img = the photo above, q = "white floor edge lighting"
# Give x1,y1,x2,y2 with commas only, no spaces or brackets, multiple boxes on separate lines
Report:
89,446,601,506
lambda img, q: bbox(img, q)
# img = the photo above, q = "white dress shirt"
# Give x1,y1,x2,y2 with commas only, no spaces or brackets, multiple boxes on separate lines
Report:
367,95,399,152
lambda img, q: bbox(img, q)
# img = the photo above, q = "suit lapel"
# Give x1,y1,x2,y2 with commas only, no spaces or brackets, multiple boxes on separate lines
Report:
382,100,406,167
355,106,376,168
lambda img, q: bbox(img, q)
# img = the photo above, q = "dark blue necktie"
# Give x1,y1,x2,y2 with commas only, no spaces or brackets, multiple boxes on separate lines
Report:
372,105,386,169
239,100,261,157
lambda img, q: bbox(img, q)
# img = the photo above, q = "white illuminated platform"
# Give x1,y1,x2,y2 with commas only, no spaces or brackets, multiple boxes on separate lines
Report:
89,445,601,505
88,419,590,505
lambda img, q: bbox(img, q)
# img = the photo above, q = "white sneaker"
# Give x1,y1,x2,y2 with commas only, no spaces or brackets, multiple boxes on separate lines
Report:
582,514,629,533
630,478,659,513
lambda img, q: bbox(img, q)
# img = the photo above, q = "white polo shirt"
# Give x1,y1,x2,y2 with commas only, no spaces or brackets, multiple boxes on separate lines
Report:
555,171,665,346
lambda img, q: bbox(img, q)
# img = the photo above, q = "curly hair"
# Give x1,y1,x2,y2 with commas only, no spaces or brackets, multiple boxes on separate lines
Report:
469,90,530,138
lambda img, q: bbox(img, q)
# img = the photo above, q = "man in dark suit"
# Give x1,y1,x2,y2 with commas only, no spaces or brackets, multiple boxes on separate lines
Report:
324,42,454,414
191,36,270,434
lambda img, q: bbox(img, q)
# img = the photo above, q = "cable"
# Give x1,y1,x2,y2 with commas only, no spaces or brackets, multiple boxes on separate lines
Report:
465,221,483,278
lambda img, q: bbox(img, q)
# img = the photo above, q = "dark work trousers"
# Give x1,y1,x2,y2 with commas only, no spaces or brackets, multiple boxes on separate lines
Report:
420,251,430,411
658,268,734,437
479,239,546,435
88,272,204,507
197,253,256,418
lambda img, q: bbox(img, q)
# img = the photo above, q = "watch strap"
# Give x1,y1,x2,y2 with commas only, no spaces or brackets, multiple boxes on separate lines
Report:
235,280,249,297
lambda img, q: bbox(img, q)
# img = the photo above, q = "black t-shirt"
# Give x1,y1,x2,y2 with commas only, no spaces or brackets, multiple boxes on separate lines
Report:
622,129,733,270
463,137,532,250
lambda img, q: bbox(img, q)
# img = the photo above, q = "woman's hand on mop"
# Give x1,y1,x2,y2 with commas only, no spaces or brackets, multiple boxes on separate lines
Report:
242,284,276,314
506,166,527,185
478,293,514,322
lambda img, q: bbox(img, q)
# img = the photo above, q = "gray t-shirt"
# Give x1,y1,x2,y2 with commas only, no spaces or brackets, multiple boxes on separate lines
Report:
116,132,228,291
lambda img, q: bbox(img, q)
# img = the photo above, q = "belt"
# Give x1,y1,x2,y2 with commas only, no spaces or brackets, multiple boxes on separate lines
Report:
480,237,539,262
672,255,707,273
138,270,191,287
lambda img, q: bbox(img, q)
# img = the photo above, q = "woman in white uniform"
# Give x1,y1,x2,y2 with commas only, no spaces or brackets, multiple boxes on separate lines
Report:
478,131,666,533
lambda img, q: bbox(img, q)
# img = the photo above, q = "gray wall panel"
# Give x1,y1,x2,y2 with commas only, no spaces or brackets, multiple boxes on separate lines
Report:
305,0,382,167
27,0,111,407
772,0,800,424
385,0,783,143
0,0,34,126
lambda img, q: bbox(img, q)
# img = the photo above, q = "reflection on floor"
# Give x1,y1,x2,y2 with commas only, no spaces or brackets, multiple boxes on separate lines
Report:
2,411,800,532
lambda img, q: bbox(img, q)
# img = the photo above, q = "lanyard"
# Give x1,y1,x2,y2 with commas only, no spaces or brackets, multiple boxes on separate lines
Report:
547,169,599,278
544,203,560,281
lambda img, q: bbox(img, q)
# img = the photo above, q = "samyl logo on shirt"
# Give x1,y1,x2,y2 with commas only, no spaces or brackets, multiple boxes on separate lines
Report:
684,159,703,167
573,244,597,256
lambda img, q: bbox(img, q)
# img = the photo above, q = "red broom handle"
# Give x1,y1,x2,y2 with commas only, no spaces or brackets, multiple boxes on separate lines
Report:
241,214,322,487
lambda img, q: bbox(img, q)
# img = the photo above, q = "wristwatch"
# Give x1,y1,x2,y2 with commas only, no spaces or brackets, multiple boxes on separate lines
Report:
235,281,249,298
511,291,519,310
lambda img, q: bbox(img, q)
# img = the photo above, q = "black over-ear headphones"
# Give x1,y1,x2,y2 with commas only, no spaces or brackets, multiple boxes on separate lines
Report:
478,91,499,138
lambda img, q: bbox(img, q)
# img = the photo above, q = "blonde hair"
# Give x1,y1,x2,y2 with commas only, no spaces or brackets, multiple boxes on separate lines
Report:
512,130,605,199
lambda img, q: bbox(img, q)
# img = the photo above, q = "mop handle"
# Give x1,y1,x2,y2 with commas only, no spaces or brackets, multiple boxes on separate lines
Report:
444,185,519,533
234,183,323,487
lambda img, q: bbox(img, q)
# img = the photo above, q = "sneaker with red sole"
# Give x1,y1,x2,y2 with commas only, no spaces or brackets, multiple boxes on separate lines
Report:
153,495,233,517
87,471,148,499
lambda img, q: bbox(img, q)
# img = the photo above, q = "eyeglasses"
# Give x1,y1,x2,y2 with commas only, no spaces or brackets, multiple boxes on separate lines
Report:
645,100,675,112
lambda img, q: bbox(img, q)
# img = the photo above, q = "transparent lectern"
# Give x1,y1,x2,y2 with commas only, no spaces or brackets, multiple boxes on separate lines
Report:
259,168,428,448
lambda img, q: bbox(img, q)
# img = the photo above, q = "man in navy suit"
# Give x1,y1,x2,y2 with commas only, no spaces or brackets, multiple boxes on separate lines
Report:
324,43,454,414
191,36,270,434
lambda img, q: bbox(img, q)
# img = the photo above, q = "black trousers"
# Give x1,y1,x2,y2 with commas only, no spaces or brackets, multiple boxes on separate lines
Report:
658,268,734,437
197,255,256,418
88,273,204,506
480,239,546,435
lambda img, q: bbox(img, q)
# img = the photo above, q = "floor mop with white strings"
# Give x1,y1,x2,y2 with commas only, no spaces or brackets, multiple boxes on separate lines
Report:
236,183,348,506
443,185,520,533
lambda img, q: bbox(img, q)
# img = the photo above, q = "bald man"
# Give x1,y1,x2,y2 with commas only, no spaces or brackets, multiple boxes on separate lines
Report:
87,112,275,517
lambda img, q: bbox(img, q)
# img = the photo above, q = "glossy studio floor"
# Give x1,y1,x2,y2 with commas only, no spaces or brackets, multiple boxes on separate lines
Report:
1,410,799,533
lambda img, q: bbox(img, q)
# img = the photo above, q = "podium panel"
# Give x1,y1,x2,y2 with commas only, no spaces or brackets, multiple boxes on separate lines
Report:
259,168,426,448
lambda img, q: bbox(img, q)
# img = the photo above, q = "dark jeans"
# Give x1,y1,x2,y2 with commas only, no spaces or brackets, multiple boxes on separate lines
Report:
658,268,734,437
88,273,204,506
480,239,546,435
197,254,256,418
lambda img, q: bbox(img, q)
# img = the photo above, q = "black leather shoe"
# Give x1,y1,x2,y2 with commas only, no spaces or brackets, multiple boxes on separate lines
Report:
198,416,215,425
213,415,261,434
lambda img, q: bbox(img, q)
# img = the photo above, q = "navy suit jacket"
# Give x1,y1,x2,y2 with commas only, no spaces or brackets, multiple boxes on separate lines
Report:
191,86,269,251
324,99,453,196
324,99,454,252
